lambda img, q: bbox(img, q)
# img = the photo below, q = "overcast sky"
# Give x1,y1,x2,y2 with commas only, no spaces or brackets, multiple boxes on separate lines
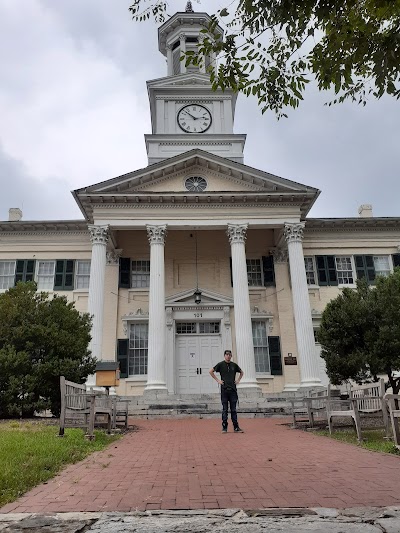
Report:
0,0,398,222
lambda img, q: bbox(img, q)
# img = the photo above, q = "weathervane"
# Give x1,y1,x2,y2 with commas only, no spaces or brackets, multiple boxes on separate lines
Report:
185,1,194,13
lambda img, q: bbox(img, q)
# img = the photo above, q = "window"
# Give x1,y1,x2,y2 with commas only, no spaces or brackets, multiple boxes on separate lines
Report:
36,261,55,290
15,260,35,284
304,257,316,285
252,321,271,373
247,259,263,286
176,322,196,334
0,261,16,290
184,176,207,192
176,322,221,334
75,260,91,289
335,256,354,284
128,323,148,375
199,322,220,334
373,256,391,277
54,260,74,290
131,260,150,288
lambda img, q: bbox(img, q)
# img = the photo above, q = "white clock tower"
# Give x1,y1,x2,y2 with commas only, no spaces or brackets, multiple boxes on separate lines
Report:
145,2,246,165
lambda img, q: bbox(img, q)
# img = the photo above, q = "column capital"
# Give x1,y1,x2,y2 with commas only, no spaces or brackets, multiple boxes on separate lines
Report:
284,222,305,244
179,32,186,42
227,223,248,244
271,247,288,263
147,225,167,245
88,225,110,245
106,248,123,265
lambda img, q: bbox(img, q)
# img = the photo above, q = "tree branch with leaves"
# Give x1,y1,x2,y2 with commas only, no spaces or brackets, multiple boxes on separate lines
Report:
130,0,400,118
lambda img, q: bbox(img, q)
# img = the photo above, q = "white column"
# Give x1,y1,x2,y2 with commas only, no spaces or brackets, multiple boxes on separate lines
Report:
166,44,173,76
227,224,259,390
284,223,322,388
87,225,110,386
145,225,168,391
179,33,186,74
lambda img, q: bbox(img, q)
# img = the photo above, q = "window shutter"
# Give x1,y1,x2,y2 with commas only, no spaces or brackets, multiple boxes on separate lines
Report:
355,255,375,283
268,336,282,375
64,260,74,289
316,256,337,286
393,254,400,268
54,260,74,290
119,258,131,288
262,255,275,287
25,260,35,282
15,260,36,284
117,339,129,378
229,257,233,287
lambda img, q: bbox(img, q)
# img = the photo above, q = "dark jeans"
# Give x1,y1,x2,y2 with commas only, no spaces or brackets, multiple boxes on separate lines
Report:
221,387,238,428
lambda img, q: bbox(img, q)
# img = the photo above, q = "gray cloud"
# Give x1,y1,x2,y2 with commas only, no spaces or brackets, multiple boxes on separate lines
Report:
0,0,398,220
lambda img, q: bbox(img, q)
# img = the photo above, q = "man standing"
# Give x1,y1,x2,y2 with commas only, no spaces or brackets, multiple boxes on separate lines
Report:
209,350,244,433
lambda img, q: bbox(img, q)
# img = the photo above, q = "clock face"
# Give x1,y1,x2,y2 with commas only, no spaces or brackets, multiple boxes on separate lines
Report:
177,104,212,133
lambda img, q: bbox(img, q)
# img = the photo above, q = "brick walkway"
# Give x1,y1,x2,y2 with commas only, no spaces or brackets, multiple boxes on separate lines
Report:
2,418,400,513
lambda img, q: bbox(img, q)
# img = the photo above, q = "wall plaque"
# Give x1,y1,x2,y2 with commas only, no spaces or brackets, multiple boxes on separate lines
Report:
284,354,297,365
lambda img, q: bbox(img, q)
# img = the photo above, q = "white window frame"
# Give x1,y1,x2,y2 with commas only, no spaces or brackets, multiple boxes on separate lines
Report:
251,320,271,374
304,256,317,286
0,260,16,291
246,258,263,287
131,260,150,289
128,322,149,376
373,255,391,278
74,260,91,290
335,256,355,286
35,260,56,291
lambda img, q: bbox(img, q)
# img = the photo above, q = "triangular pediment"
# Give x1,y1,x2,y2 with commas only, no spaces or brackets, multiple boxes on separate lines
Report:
166,288,233,306
76,149,318,196
147,73,213,89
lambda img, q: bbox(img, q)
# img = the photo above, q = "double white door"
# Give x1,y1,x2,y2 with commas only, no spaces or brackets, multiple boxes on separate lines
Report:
177,335,221,394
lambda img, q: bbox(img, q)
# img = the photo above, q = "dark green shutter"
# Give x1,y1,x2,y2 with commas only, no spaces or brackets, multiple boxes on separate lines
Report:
262,255,275,287
54,260,74,290
393,254,400,268
117,339,129,378
268,336,282,375
229,257,233,287
355,255,375,283
119,258,131,288
15,260,36,284
316,256,337,286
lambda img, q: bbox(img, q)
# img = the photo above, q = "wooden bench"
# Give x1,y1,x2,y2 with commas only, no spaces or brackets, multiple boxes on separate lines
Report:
59,376,113,439
289,388,331,428
385,393,400,449
327,379,390,442
111,397,129,430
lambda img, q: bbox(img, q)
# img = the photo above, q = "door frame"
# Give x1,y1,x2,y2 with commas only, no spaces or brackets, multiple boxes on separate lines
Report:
164,289,233,394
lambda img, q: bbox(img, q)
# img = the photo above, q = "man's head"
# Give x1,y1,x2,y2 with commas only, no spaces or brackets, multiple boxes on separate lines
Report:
224,350,232,362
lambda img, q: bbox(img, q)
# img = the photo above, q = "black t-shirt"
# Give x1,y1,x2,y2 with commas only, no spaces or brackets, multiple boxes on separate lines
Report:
213,360,242,390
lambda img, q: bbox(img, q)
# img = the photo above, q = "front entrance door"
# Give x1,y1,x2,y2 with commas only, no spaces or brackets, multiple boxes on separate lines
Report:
177,334,221,394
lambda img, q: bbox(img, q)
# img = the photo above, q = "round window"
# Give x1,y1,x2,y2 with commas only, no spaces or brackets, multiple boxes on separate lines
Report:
184,176,207,192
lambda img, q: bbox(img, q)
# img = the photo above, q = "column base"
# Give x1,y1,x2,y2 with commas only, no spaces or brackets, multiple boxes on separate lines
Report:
143,386,169,401
283,383,301,392
299,377,324,388
237,384,262,399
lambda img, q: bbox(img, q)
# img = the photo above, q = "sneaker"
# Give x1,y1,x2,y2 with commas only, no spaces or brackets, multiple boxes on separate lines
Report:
222,427,227,433
234,427,244,433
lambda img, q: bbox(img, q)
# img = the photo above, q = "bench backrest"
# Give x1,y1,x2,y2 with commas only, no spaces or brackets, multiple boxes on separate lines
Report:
350,379,385,413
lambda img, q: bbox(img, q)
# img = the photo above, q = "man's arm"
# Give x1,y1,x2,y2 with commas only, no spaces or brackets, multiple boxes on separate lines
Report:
209,368,224,385
235,369,244,385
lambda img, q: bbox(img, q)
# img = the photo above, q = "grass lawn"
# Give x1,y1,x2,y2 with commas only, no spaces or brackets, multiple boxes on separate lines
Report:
316,428,400,455
0,421,120,507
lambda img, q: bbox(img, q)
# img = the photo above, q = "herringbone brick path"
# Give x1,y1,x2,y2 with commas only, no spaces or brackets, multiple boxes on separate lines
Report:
2,418,400,513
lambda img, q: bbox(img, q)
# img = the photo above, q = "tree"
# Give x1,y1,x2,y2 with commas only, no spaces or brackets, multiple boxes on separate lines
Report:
0,282,96,418
129,0,400,117
318,270,400,394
